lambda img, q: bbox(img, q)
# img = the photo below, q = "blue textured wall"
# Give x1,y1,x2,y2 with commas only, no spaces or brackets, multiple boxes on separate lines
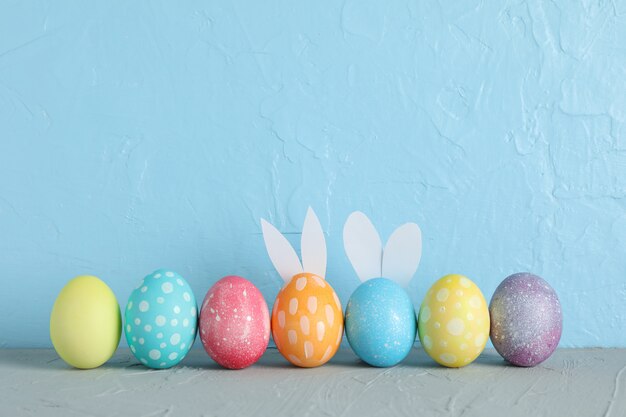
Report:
1,1,625,348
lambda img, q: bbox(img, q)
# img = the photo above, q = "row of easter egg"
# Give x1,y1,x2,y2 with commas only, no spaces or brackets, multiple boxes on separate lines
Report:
49,208,562,370
50,270,562,370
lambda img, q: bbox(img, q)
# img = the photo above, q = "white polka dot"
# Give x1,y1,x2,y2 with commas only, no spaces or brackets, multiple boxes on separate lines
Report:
140,358,148,365
304,341,314,359
460,343,468,351
277,310,286,328
130,345,136,353
469,296,482,309
171,319,178,326
165,271,174,278
139,301,149,312
465,332,473,340
160,342,166,348
170,333,181,345
134,318,141,325
300,316,310,335
422,334,433,349
139,338,145,345
436,288,449,302
169,352,178,360
173,306,181,314
317,321,325,341
159,362,166,367
467,312,474,321
288,330,297,344
126,324,131,332
434,321,441,329
440,353,457,364
313,276,326,287
439,306,446,313
156,332,163,339
144,324,152,332
157,297,164,304
215,314,220,321
149,349,161,360
420,306,431,323
456,290,464,296
296,277,307,291
459,277,471,288
183,319,189,327
475,333,486,347
161,282,173,294
289,298,298,315
154,273,161,278
307,296,318,314
288,354,302,365
333,292,341,310
446,318,465,336
190,307,196,316
325,305,335,327
176,279,184,286
321,346,333,363
156,315,166,326
180,343,186,349
454,302,462,309
127,301,133,310
336,326,343,345
141,286,147,293
183,292,191,302
132,336,136,341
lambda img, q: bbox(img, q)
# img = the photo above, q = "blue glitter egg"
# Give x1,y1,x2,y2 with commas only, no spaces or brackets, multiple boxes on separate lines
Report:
125,269,198,369
345,278,416,367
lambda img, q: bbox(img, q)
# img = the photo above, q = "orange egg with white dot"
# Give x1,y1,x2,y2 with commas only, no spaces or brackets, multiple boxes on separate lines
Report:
418,274,490,367
272,273,343,367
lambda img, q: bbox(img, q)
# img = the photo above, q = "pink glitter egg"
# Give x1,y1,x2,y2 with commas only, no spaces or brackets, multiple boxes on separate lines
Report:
200,276,270,369
489,273,562,367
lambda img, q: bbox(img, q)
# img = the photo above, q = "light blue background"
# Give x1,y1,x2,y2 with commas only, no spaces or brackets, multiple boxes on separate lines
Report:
1,1,625,348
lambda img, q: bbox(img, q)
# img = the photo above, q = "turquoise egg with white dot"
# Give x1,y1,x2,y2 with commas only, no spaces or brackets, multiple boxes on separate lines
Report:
125,269,197,369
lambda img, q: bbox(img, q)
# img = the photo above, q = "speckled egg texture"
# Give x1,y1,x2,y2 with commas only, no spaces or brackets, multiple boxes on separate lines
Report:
199,276,270,369
489,273,562,367
345,278,416,367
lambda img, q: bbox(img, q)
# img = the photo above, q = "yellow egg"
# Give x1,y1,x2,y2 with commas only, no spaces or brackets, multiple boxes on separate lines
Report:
418,274,490,367
50,275,121,369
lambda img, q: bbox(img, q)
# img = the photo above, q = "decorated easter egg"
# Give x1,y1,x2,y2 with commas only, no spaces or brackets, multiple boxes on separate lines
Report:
199,276,270,369
345,278,416,367
125,269,197,369
490,273,562,367
418,274,490,367
271,273,343,367
50,275,121,369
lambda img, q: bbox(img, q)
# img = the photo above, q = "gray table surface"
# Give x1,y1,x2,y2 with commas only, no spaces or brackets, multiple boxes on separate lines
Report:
1,348,624,417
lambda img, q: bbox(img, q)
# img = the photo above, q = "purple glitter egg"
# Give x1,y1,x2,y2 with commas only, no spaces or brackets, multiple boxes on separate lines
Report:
489,273,562,367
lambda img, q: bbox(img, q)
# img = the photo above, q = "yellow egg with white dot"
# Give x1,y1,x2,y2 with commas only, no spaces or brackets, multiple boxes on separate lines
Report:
418,274,489,367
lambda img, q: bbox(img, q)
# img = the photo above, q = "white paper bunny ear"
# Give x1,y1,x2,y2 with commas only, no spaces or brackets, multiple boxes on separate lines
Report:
301,207,327,278
382,222,422,288
343,211,383,282
261,218,304,283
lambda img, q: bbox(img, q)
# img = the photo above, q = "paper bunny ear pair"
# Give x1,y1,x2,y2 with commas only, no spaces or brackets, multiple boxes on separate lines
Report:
343,211,422,288
261,207,327,283
261,208,422,287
